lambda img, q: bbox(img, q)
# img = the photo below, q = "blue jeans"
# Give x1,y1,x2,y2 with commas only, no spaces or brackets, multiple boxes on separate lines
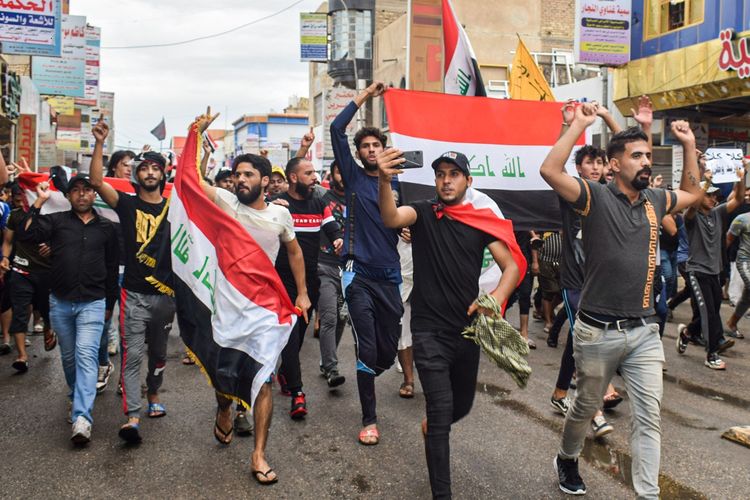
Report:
49,295,106,424
660,250,678,300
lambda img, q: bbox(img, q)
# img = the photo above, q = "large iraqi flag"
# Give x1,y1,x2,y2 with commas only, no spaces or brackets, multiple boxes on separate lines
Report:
385,89,587,231
169,124,297,410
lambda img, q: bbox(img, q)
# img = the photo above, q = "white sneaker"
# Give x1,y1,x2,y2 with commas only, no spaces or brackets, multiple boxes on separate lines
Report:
71,416,91,445
33,322,44,333
591,415,613,438
96,361,114,393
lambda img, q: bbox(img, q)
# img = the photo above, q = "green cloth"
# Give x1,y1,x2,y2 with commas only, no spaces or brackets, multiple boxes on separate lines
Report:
462,293,532,388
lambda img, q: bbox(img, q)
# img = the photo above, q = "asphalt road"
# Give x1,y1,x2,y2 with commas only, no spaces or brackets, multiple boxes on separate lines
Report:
1,297,748,499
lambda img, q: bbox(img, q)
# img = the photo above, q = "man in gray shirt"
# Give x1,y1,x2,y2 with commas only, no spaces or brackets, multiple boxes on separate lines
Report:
677,168,745,369
540,102,702,499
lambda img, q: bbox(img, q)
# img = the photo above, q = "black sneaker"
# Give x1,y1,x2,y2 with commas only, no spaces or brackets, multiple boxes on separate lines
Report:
234,412,253,436
326,370,345,388
554,455,586,495
716,337,735,353
290,392,307,420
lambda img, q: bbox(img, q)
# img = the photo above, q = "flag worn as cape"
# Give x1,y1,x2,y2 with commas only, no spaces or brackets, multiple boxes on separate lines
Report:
509,36,555,101
442,0,486,96
384,88,587,231
169,123,297,410
150,117,167,141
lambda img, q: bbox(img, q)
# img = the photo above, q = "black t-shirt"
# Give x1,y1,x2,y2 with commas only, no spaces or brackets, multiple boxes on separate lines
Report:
114,191,169,294
7,208,50,273
559,199,584,290
409,200,496,332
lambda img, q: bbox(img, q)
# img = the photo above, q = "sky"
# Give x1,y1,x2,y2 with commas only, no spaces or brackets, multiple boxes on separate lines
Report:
70,0,322,150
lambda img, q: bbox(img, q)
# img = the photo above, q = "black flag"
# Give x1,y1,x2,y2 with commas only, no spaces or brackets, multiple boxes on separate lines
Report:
150,117,166,141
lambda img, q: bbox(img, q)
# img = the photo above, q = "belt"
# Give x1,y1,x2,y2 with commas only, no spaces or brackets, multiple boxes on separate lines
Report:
577,311,656,332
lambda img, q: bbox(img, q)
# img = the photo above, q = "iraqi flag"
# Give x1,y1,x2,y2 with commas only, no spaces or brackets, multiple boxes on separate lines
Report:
443,0,486,96
169,123,297,410
384,89,587,231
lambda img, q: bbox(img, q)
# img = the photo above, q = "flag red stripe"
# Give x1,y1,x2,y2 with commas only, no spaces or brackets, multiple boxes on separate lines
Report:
18,172,173,198
442,0,459,72
385,89,587,146
175,126,297,324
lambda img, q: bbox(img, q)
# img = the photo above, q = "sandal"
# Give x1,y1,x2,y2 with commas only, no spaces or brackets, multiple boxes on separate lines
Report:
214,408,234,445
399,382,415,399
358,427,379,445
725,329,745,339
147,402,167,418
0,343,11,355
44,331,57,351
118,422,142,444
182,355,195,365
603,392,623,410
12,359,28,373
252,468,278,485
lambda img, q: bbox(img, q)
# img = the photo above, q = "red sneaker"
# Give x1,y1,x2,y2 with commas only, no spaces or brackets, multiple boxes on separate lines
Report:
290,392,307,420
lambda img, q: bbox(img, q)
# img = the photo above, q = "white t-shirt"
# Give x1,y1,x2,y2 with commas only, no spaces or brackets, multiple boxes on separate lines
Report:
214,188,295,262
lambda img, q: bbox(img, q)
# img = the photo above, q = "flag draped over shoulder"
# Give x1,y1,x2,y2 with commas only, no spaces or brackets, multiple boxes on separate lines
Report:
169,124,297,410
384,89,587,231
442,0,485,97
509,37,555,102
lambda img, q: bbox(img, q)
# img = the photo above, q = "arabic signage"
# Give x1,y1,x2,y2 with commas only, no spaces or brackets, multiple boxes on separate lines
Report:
0,0,61,56
322,87,357,158
15,114,36,168
706,148,744,184
76,25,100,106
300,12,327,62
718,29,750,78
574,0,631,65
46,95,74,115
31,14,86,97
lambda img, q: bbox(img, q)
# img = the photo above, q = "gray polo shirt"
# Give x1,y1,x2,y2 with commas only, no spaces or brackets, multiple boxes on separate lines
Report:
571,178,676,318
559,196,585,291
729,212,750,262
686,203,727,275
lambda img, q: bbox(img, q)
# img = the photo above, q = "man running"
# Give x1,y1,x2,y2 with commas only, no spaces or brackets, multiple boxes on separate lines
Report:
377,149,521,499
330,81,403,445
19,174,118,445
89,120,176,444
275,157,342,418
540,102,702,498
196,107,311,484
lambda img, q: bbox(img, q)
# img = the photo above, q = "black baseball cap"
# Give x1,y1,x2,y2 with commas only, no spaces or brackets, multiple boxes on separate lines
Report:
214,169,232,183
431,151,470,176
67,173,93,192
133,151,167,171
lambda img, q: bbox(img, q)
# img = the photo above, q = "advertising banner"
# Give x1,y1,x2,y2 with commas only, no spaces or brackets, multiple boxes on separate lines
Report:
0,0,61,56
574,0,631,65
300,13,327,62
31,14,86,97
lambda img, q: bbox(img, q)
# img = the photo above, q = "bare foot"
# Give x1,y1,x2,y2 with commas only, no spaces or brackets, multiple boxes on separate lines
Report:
359,424,379,445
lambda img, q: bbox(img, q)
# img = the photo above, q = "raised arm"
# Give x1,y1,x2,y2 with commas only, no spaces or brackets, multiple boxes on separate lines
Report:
295,127,315,159
540,102,598,203
376,149,417,229
670,120,702,212
194,107,221,202
596,104,622,135
726,163,747,214
631,95,653,151
89,117,120,208
18,182,54,242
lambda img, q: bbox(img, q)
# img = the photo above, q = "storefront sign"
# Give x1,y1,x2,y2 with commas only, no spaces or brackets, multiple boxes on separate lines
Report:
300,13,327,62
31,15,86,97
574,0,631,65
15,114,36,168
37,131,57,168
76,25,101,106
0,0,61,57
706,148,744,184
718,29,750,78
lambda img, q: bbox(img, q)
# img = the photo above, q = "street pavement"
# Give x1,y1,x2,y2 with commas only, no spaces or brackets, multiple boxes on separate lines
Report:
1,297,748,499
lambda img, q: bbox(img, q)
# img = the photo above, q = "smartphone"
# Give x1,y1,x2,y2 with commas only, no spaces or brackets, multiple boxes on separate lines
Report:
400,150,423,169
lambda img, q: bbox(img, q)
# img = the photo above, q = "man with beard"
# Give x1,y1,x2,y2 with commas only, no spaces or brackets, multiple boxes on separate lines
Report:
214,169,235,193
18,175,118,445
331,81,403,445
317,161,347,388
540,102,702,498
90,120,176,444
275,157,342,417
376,149,521,499
677,168,744,369
198,142,310,484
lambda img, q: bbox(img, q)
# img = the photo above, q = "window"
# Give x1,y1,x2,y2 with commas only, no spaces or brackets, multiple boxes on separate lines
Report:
644,0,704,40
330,9,372,60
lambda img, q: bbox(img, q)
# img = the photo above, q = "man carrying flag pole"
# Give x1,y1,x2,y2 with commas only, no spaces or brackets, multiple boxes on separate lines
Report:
376,147,524,499
189,108,310,485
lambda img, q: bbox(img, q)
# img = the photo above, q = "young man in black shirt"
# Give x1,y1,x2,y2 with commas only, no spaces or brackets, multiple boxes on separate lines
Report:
19,175,118,445
274,157,342,419
90,119,176,444
376,149,521,500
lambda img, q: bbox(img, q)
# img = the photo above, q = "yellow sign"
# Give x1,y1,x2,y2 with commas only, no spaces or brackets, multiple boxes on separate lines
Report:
46,96,75,116
509,37,555,102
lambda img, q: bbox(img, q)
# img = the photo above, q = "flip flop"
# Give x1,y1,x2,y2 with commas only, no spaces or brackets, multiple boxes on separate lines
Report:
181,355,195,365
118,423,142,444
12,359,28,373
147,403,167,418
214,409,233,445
252,468,278,485
603,393,623,410
44,331,57,351
399,382,415,399
358,427,379,445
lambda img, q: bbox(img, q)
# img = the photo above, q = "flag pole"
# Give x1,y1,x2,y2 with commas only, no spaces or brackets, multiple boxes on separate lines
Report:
405,0,412,90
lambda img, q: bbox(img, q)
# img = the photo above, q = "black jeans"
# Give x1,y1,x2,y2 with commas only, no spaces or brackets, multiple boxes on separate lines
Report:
687,271,723,355
413,329,480,500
